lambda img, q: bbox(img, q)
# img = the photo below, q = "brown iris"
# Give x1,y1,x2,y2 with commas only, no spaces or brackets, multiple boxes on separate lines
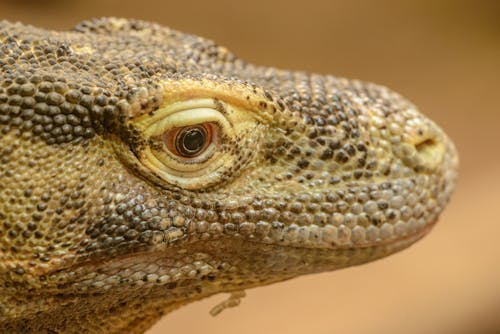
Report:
163,123,215,159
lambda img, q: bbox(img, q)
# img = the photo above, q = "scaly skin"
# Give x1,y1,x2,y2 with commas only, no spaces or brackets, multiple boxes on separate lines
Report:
0,18,458,333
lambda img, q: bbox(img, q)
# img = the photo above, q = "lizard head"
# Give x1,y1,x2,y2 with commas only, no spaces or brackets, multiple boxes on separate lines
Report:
0,18,458,332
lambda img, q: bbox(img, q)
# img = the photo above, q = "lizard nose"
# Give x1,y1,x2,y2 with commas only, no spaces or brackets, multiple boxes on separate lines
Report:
412,136,445,170
395,121,447,172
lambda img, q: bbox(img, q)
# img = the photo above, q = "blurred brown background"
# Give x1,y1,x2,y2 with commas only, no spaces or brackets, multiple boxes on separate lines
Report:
2,0,499,333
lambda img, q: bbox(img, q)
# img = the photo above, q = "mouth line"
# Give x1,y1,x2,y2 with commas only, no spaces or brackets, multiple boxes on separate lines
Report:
28,219,437,296
242,219,437,251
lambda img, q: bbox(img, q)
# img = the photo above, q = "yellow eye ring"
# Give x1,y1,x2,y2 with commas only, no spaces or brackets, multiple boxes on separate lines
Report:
128,98,261,190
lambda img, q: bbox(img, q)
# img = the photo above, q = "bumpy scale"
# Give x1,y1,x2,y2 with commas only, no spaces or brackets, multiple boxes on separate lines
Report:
0,18,458,333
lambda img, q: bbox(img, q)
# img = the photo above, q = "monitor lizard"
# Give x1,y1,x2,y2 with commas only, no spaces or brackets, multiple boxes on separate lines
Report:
0,18,458,333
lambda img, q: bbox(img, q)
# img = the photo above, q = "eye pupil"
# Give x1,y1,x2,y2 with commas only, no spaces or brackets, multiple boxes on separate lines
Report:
183,129,205,152
176,126,207,157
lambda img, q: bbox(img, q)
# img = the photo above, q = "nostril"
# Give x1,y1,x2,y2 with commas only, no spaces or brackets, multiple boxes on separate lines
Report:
412,137,445,171
396,135,445,172
415,138,437,154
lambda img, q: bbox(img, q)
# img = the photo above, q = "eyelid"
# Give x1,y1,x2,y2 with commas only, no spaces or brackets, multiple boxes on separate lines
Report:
144,108,230,137
135,99,220,129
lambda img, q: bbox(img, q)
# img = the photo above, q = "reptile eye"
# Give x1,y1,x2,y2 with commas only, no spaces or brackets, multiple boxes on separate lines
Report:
163,123,215,159
130,98,261,190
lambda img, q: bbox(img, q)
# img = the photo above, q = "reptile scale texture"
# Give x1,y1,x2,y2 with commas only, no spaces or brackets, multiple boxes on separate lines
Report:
0,18,458,333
